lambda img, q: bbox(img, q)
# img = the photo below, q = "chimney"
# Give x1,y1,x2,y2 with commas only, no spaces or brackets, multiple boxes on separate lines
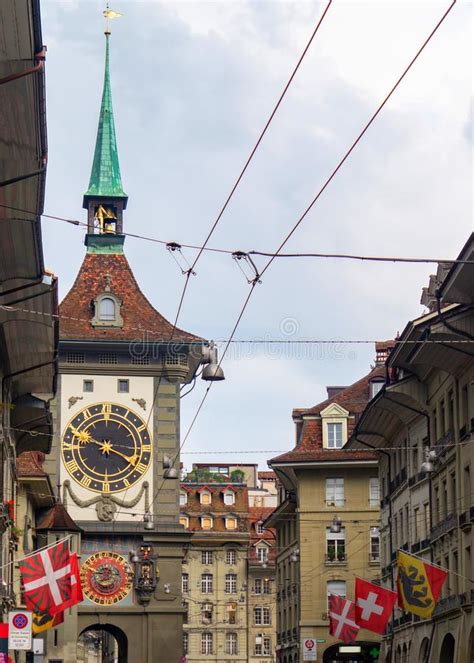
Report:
326,386,348,399
375,341,396,366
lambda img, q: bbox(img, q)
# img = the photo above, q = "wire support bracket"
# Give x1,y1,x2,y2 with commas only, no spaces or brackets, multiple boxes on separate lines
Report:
166,242,196,276
232,251,262,285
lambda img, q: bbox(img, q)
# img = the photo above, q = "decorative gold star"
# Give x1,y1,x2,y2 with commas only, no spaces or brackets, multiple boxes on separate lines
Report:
101,440,113,455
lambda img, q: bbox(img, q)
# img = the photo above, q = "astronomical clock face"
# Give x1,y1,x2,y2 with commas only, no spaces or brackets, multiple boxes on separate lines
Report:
80,551,133,605
61,402,152,493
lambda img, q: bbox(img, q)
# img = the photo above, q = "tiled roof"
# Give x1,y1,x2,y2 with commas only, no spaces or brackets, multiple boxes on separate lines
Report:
180,483,249,533
60,252,202,342
293,366,385,417
36,504,82,532
270,448,377,463
271,366,384,465
16,451,46,477
258,471,276,480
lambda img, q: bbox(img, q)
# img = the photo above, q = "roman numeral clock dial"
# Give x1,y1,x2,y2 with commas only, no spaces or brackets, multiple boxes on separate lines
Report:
61,402,152,493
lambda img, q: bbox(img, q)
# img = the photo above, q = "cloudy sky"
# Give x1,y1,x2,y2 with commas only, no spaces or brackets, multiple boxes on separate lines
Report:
40,0,472,470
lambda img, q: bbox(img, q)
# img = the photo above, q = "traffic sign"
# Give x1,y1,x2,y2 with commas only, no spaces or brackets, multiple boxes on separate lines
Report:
8,611,32,650
302,637,317,661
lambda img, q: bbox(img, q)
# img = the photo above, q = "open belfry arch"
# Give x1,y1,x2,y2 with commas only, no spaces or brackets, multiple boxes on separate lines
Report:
41,20,214,663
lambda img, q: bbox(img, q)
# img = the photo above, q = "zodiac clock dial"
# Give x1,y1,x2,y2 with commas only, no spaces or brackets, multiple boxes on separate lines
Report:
61,402,152,494
80,551,133,605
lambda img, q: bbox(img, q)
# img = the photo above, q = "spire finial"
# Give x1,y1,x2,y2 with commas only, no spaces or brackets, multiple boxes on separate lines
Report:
103,4,123,36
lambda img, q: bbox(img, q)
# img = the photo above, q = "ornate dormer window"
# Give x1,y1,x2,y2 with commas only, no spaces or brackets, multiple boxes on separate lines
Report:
91,274,123,328
320,403,349,449
99,297,115,320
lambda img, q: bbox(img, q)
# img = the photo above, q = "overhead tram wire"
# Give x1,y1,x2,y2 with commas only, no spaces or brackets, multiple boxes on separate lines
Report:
3,204,474,266
1,302,473,346
112,11,333,520
145,0,458,514
113,5,333,519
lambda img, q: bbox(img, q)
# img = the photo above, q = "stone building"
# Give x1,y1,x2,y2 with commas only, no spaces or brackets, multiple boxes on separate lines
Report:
37,25,219,662
180,469,277,662
266,349,390,663
248,505,277,662
347,234,474,663
0,0,57,620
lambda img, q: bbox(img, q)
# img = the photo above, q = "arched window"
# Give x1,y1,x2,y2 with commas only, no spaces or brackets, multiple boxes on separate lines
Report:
99,297,116,321
225,632,238,655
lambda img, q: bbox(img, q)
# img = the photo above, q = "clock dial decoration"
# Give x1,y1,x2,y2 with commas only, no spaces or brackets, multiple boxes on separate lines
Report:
61,402,152,493
80,551,133,605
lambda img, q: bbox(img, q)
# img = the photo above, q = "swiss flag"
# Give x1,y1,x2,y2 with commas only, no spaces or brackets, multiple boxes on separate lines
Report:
20,541,82,615
355,577,397,635
70,553,84,604
328,594,360,643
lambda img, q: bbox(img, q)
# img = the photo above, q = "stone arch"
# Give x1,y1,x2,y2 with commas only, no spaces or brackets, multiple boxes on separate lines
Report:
419,637,430,663
439,633,455,663
78,623,128,663
402,642,408,663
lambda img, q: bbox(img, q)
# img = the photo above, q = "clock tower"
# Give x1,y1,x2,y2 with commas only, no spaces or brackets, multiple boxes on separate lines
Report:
44,27,212,662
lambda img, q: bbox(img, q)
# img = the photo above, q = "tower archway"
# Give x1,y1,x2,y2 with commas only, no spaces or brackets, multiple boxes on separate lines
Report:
78,623,128,663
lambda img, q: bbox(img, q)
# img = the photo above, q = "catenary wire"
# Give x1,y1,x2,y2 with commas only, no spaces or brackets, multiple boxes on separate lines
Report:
2,207,473,267
110,5,333,521
145,0,459,512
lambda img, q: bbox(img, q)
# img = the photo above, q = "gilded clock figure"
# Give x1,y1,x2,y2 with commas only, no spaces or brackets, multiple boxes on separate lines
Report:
61,402,152,493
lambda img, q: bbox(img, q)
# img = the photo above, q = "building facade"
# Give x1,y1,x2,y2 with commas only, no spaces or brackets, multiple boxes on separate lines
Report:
0,0,58,621
267,351,390,663
38,27,218,662
348,235,474,663
180,468,277,662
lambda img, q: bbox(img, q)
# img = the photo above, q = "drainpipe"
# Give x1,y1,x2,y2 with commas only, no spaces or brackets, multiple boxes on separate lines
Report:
0,49,46,86
355,434,395,663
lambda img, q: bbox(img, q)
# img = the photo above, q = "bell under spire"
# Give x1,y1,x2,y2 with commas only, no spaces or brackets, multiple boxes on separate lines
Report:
83,32,127,207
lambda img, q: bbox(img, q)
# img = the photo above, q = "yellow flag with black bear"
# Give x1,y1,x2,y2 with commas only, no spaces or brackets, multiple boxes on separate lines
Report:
32,609,63,634
397,550,448,618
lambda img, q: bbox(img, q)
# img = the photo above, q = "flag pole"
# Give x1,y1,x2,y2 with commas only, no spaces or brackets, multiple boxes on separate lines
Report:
397,548,474,583
0,534,73,570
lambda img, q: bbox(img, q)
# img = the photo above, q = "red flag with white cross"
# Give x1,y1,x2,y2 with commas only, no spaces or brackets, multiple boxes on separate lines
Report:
20,540,81,615
328,594,360,643
355,577,397,635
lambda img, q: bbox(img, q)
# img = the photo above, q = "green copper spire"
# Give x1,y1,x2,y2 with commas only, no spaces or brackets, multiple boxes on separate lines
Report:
84,33,127,202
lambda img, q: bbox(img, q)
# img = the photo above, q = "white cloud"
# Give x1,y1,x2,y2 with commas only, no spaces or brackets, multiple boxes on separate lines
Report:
40,0,472,468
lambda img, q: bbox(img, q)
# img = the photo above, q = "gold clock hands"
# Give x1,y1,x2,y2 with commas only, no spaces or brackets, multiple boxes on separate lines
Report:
97,439,138,466
69,427,138,466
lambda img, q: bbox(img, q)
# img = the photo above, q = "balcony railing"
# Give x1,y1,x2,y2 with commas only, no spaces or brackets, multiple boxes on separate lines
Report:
390,468,407,494
459,506,474,529
325,553,347,564
436,429,454,456
461,589,474,607
433,594,462,617
430,512,457,541
409,472,427,487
